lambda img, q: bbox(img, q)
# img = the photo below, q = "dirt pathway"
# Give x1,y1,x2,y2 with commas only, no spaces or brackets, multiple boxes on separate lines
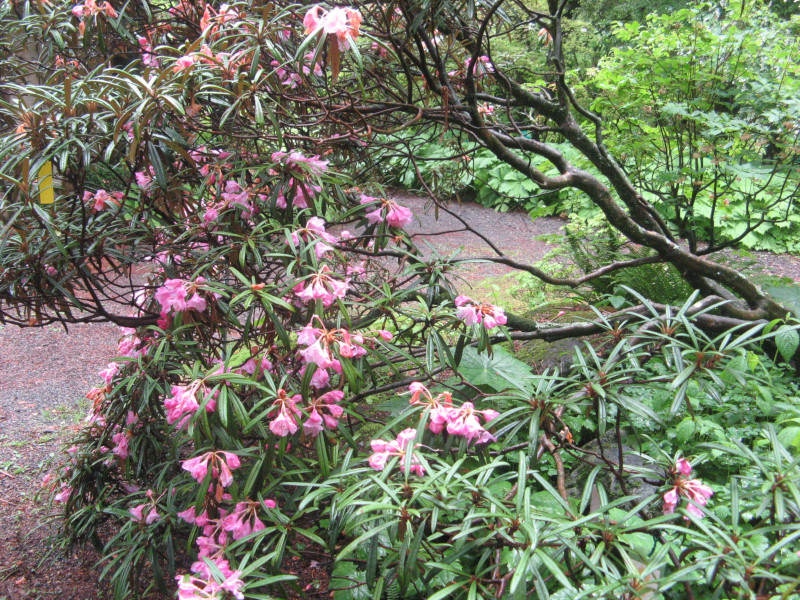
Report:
1,197,798,599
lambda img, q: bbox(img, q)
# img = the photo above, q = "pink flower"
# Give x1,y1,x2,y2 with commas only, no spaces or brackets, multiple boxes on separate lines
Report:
271,150,328,177
466,55,494,78
98,362,119,384
135,167,154,191
303,5,325,34
165,381,215,429
293,265,349,307
386,203,414,228
268,389,302,437
446,402,496,444
83,189,123,212
174,55,197,73
72,0,116,19
454,296,507,330
54,485,73,503
176,570,244,600
182,451,240,487
303,390,345,436
368,428,424,476
310,366,330,389
203,206,219,224
221,180,253,214
408,383,497,440
221,500,267,540
155,278,211,315
359,195,414,229
297,318,370,370
303,5,362,50
111,431,129,459
663,459,714,519
408,382,453,434
130,502,160,524
289,216,338,258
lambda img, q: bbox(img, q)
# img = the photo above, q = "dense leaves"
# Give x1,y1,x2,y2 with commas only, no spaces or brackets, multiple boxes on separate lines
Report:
1,0,799,599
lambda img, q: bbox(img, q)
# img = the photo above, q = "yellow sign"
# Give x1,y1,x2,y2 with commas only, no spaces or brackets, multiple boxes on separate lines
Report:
38,161,54,204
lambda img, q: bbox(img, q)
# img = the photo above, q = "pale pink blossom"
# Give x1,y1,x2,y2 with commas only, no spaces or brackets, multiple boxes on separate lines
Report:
173,55,197,73
155,278,211,315
663,459,714,519
303,5,362,50
303,390,345,437
446,402,496,444
221,500,269,540
289,216,337,258
454,295,507,330
130,502,160,524
466,55,494,78
138,37,158,68
408,382,453,434
268,389,302,437
359,195,414,229
296,319,367,369
111,431,129,459
408,383,497,440
369,429,424,476
54,485,73,503
182,451,240,487
72,0,116,19
271,150,328,177
293,265,348,307
164,381,215,429
135,167,154,191
83,189,123,212
176,570,244,600
98,362,118,384
221,180,253,214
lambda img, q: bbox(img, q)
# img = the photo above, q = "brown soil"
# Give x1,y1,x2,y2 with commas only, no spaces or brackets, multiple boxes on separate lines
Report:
1,197,798,599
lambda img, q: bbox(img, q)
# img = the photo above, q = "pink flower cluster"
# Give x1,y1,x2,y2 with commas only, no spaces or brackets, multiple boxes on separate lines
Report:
360,195,414,229
175,496,278,599
129,489,161,524
173,54,197,72
71,0,116,19
83,189,123,212
182,451,241,487
663,458,714,519
292,265,348,307
369,429,424,476
199,3,239,34
267,389,303,436
155,277,210,315
455,295,507,330
165,381,216,429
289,216,337,258
265,388,344,438
177,571,244,600
409,382,498,443
271,151,328,209
220,498,278,541
271,150,328,177
303,390,344,437
202,179,261,225
303,5,362,50
117,326,143,357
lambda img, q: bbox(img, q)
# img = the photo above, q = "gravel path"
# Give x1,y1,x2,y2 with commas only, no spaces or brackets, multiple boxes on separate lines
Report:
1,197,798,599
0,321,118,600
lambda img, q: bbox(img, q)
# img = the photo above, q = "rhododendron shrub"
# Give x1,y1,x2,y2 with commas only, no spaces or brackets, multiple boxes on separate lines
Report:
2,0,800,599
